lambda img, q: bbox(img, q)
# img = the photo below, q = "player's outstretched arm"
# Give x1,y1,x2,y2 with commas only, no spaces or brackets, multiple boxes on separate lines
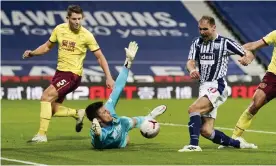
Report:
94,50,115,89
243,39,267,51
22,40,55,59
104,41,139,113
243,30,276,51
240,30,275,66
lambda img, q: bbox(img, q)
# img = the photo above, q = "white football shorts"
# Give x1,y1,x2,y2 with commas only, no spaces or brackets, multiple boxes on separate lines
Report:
198,78,228,119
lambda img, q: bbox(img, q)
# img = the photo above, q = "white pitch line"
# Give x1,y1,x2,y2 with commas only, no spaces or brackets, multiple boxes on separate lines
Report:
160,123,276,135
1,157,47,166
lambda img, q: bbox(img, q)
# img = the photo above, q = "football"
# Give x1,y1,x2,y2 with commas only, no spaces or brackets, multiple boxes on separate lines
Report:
140,119,160,139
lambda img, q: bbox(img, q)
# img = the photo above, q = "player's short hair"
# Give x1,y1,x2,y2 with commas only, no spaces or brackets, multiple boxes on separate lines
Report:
85,101,104,121
199,15,216,26
67,5,83,17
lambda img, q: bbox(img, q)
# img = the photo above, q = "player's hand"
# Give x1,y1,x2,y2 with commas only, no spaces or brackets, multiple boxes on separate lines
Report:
91,118,102,136
190,70,200,80
22,50,33,59
238,56,251,66
239,50,255,66
125,41,138,60
106,77,115,89
124,41,138,68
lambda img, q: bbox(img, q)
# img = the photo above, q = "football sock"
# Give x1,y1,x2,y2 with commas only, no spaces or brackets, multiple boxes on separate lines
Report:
38,101,52,135
53,105,78,118
232,109,253,138
188,112,201,146
209,130,240,148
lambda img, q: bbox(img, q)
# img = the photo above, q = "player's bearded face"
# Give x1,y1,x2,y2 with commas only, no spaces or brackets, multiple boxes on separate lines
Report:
97,107,113,123
199,21,215,41
68,13,83,31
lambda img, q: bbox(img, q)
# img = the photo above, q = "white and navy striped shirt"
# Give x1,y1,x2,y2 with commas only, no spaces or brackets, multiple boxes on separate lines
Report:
188,34,245,83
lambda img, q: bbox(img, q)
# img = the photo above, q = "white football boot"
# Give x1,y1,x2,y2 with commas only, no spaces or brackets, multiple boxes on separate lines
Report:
178,145,202,152
75,109,85,132
218,137,257,149
148,105,167,119
27,134,47,143
91,118,102,136
236,137,258,149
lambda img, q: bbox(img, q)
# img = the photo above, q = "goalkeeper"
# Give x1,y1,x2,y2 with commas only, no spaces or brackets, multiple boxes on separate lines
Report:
85,41,167,149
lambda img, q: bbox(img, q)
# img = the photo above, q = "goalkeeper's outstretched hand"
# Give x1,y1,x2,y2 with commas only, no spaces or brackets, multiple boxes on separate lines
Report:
124,41,138,68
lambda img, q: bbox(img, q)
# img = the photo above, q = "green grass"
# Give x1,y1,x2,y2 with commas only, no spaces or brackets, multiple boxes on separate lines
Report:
1,99,276,165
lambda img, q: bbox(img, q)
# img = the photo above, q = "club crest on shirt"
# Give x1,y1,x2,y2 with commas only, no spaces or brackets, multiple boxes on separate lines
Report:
61,40,76,52
214,43,220,50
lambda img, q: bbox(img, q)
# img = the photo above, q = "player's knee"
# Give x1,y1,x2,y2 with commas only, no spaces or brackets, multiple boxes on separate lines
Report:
41,92,50,102
41,89,58,102
41,92,56,102
251,90,266,106
248,97,265,115
248,101,260,115
200,127,212,138
188,104,199,114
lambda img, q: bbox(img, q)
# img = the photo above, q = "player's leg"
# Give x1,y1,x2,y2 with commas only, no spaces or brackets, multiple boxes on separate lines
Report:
232,72,275,138
52,102,85,132
232,89,267,138
200,106,257,149
201,117,240,148
28,71,83,142
179,80,229,152
50,72,84,132
178,96,213,152
39,85,59,136
200,102,242,149
52,102,78,118
118,116,152,147
201,104,239,149
28,84,59,143
110,105,166,148
126,105,167,130
119,114,152,148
